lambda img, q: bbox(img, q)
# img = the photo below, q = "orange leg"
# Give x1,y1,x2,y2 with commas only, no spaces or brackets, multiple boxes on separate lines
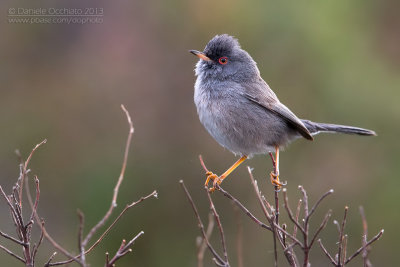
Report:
269,146,286,190
205,156,247,192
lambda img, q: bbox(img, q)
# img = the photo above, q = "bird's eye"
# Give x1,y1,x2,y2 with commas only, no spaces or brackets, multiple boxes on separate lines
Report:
218,57,228,65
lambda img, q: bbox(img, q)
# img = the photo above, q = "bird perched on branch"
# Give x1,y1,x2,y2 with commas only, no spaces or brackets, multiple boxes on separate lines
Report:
190,34,376,192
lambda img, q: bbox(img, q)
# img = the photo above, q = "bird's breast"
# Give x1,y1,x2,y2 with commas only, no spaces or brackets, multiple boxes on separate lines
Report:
193,78,297,156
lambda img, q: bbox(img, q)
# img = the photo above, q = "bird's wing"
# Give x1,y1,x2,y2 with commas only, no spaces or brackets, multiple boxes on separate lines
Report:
244,87,314,141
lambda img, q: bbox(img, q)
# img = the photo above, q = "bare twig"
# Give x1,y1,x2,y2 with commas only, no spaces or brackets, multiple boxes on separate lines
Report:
247,167,280,266
1,105,155,267
270,155,279,267
31,220,45,263
25,165,79,263
24,105,149,266
77,210,86,266
24,146,82,263
19,139,47,207
337,206,349,266
247,167,272,221
283,189,305,236
359,206,372,267
82,104,134,247
197,212,215,267
205,188,229,265
29,177,40,223
233,203,244,267
342,235,348,266
49,190,157,266
306,189,334,225
272,222,304,248
0,186,18,223
318,206,384,267
86,191,157,255
298,186,309,222
0,243,25,263
180,180,227,266
199,155,208,173
191,154,383,267
0,230,28,246
318,239,336,265
294,199,302,237
309,210,332,249
106,231,144,266
345,230,384,265
216,185,271,231
0,141,49,267
44,252,57,267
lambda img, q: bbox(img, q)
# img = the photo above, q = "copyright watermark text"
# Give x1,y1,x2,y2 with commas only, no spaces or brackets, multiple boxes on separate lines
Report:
7,7,104,24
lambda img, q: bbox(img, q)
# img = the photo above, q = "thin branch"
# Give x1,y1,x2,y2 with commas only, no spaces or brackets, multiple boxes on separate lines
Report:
282,224,287,247
121,231,144,253
269,152,279,267
298,186,308,222
0,230,28,247
47,190,157,266
200,157,272,233
199,155,209,173
0,243,25,264
247,167,272,221
44,252,57,267
337,206,348,265
24,151,80,262
82,104,134,247
197,212,215,267
85,191,157,255
31,220,45,262
233,203,244,267
19,139,47,207
342,235,348,266
318,239,336,265
106,231,144,266
216,185,271,231
306,189,334,224
205,187,229,265
180,180,226,266
293,198,302,238
77,210,86,266
29,176,40,223
0,185,18,222
309,210,332,249
345,230,384,264
283,189,305,236
273,222,304,248
25,172,78,262
359,206,372,267
25,105,136,265
23,140,47,176
298,185,310,267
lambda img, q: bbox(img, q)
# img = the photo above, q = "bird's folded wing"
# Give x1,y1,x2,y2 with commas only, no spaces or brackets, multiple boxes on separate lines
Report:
244,93,313,140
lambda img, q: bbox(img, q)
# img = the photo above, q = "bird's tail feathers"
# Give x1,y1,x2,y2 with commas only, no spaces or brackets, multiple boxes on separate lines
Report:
301,120,376,136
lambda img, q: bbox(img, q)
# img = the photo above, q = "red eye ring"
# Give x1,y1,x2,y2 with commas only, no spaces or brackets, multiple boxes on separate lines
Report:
218,57,228,65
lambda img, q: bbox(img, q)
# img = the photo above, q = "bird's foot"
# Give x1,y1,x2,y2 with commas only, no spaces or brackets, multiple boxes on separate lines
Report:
205,171,222,193
270,171,286,191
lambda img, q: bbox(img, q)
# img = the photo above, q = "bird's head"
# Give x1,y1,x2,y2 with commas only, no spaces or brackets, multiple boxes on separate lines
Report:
190,34,259,82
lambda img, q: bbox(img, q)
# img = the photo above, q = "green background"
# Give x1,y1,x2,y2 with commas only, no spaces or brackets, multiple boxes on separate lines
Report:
1,0,399,266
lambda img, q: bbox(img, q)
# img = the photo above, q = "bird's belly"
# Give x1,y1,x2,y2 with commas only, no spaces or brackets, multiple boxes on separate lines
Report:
195,95,295,156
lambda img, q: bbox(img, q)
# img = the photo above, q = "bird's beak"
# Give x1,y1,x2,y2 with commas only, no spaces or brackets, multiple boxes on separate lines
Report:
189,50,211,61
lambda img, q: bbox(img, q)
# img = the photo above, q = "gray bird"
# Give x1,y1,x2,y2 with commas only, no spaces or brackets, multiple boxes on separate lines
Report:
190,34,376,191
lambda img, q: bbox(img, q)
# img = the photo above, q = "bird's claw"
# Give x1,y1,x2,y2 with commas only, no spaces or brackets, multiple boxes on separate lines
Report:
270,171,286,191
205,171,221,193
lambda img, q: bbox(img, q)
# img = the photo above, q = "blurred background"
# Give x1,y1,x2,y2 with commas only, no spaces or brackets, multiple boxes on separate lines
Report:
1,0,399,266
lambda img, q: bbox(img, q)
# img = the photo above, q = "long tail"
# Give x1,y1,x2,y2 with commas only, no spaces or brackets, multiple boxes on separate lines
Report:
301,119,376,136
